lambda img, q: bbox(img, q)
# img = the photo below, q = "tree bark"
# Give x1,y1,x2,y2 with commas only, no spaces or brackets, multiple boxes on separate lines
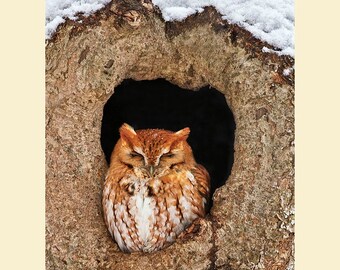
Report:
46,1,294,269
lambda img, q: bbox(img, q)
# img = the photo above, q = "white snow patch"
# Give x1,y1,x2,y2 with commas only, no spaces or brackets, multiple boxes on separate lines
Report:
45,0,111,39
152,0,294,57
283,67,294,76
262,46,294,57
46,0,294,57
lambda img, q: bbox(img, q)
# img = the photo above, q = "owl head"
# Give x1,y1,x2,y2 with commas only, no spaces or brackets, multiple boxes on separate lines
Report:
112,123,195,177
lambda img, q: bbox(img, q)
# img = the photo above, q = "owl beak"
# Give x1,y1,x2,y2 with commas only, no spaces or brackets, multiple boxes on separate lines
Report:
148,165,155,177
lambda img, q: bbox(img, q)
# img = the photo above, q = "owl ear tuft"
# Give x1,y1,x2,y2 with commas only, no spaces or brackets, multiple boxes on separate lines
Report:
119,123,137,145
175,127,190,141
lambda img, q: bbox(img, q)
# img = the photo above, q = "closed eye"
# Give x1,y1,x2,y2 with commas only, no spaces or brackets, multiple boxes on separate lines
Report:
130,151,143,158
162,152,174,158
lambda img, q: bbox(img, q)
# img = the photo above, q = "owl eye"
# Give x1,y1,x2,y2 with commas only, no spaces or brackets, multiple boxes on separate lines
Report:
162,152,174,158
130,151,143,158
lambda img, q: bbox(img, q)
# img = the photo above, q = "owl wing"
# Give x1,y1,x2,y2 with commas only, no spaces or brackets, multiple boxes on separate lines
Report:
190,163,210,213
103,167,141,252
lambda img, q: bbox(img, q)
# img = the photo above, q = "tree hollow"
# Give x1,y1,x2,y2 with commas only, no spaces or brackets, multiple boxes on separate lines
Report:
46,1,294,269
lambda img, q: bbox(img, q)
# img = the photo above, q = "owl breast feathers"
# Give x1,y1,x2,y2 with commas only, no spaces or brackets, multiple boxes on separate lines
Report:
102,123,210,252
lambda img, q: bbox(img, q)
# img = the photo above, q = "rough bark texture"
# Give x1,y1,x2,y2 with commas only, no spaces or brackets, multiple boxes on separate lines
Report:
46,1,294,269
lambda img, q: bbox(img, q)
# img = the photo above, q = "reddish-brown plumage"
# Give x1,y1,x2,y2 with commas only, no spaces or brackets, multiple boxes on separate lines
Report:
102,123,210,252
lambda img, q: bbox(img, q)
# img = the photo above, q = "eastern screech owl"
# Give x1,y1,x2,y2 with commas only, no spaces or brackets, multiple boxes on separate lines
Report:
102,123,210,252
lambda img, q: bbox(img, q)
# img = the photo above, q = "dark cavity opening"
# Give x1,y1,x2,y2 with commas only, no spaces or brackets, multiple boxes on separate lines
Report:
101,79,235,208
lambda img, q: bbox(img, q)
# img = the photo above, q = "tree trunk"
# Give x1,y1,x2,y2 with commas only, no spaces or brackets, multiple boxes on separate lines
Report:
46,1,294,269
